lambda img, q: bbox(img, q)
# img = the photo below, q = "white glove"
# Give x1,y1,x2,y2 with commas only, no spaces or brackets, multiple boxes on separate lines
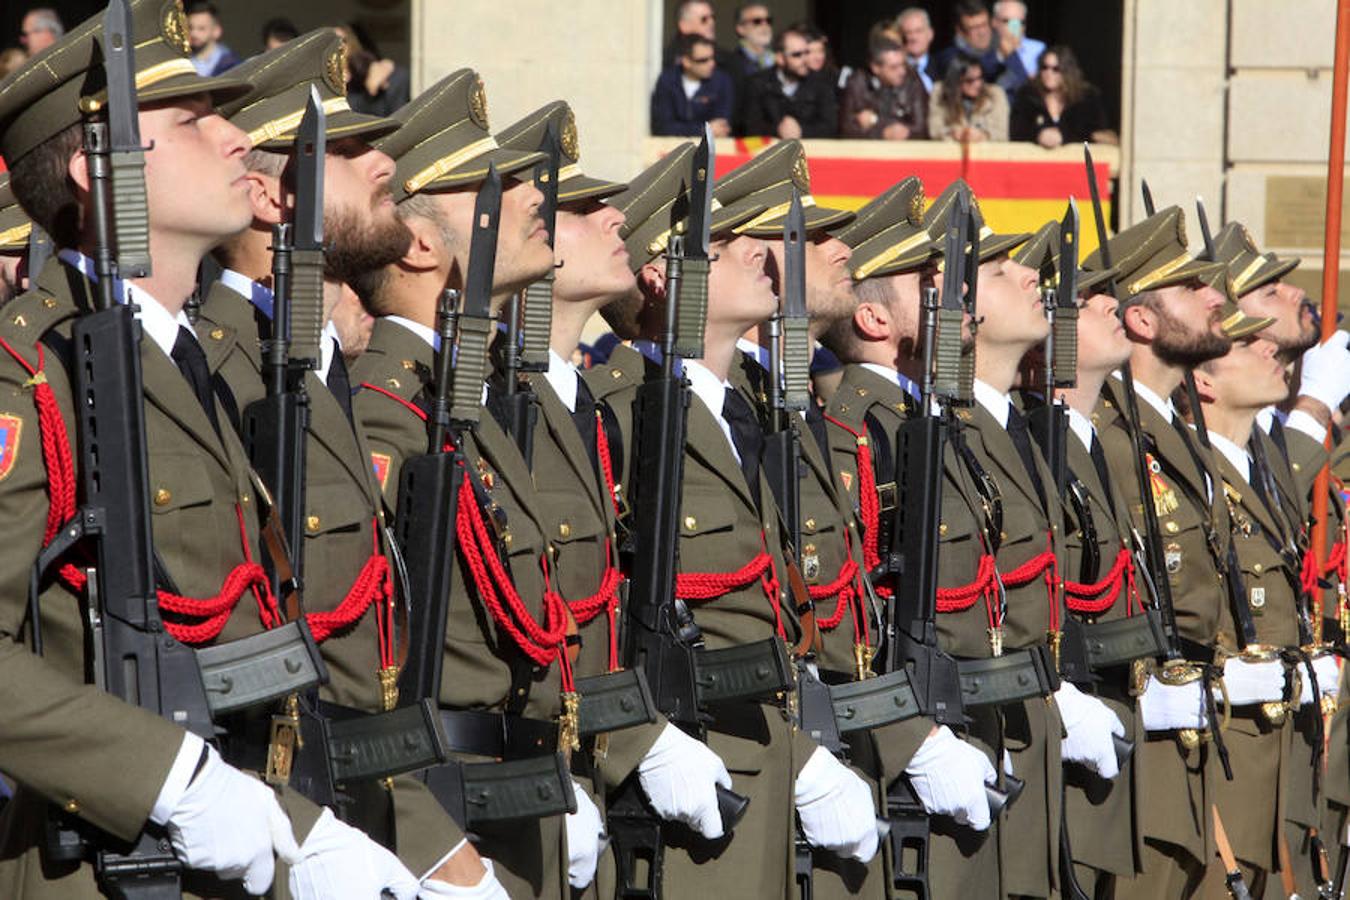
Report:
288,808,419,900
794,746,880,862
1298,330,1350,411
420,858,510,899
161,744,300,894
637,723,733,838
564,780,604,889
1219,657,1287,706
904,726,997,831
1139,675,1208,731
1055,682,1127,779
1301,654,1342,705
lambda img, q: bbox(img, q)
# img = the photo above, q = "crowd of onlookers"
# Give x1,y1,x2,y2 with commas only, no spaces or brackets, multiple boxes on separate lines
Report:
2,4,412,118
652,0,1119,147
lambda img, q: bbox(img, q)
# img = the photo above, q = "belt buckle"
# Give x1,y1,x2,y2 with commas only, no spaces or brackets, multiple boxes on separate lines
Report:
877,482,897,513
264,694,302,786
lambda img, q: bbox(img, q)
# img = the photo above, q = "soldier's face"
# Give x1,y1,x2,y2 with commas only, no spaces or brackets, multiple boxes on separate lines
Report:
765,233,854,336
1144,282,1230,367
928,264,975,347
322,139,411,284
136,95,253,245
975,254,1048,348
554,200,633,304
430,177,553,302
1076,290,1131,373
1200,336,1287,411
1238,280,1318,361
708,233,775,328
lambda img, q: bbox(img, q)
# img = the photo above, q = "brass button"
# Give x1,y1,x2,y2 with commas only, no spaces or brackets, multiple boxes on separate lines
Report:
306,515,321,533
684,515,698,531
939,522,948,536
857,388,868,397
1253,562,1263,574
1164,521,1180,534
153,488,171,506
611,369,622,379
12,314,25,327
63,799,79,814
558,522,572,538
1000,530,1008,543
503,530,513,547
241,493,251,505
386,377,401,390
42,298,56,309
803,542,817,555
1292,462,1302,473
804,517,816,531
209,328,225,340
402,359,417,371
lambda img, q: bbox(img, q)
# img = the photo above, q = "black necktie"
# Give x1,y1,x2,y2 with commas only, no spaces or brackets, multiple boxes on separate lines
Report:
571,374,599,473
1088,432,1117,517
326,339,354,425
1006,406,1047,507
723,387,764,509
171,326,222,438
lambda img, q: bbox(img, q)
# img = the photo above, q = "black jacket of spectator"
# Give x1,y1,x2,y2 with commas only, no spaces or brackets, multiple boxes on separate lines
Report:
838,69,929,140
347,65,411,118
1009,83,1110,144
742,67,838,138
651,66,735,136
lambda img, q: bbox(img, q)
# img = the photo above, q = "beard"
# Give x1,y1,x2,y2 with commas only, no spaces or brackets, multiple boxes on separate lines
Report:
1152,305,1230,368
324,199,413,284
1274,311,1319,362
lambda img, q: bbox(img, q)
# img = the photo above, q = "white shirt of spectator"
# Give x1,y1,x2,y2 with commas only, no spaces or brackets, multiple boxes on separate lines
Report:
681,75,703,100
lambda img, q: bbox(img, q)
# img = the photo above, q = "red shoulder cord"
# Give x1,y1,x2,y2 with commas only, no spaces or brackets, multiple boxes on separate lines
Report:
1,338,277,644
807,526,869,650
549,410,624,671
360,381,576,690
1063,546,1138,616
675,530,786,640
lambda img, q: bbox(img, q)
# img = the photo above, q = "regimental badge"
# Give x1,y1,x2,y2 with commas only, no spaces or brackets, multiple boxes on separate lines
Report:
1239,225,1257,253
1250,586,1266,612
325,43,348,96
162,1,191,54
561,110,580,162
468,77,489,129
370,452,391,492
791,149,811,192
839,470,853,493
801,544,821,584
0,414,20,482
1146,453,1180,516
908,186,925,226
1164,541,1183,576
1176,215,1188,248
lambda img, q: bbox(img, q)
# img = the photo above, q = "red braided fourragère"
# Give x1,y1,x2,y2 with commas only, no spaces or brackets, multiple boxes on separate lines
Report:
1064,547,1135,615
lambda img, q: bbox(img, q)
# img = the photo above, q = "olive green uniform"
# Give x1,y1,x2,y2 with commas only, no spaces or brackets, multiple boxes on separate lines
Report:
0,261,322,898
351,317,567,898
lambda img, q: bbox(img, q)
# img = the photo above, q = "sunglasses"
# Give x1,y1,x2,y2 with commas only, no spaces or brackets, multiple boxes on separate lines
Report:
689,55,715,64
1041,63,1061,72
741,15,772,26
785,49,809,59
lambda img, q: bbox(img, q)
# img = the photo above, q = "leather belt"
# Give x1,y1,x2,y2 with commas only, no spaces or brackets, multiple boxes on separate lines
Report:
957,646,1058,708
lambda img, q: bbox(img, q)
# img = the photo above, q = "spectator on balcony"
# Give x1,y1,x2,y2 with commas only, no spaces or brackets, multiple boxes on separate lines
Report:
743,24,839,139
336,23,410,118
897,7,941,94
260,17,298,51
802,24,840,89
662,2,736,72
929,54,1009,142
935,1,1000,83
18,7,62,54
652,33,735,137
988,0,1047,93
1010,45,1117,147
840,38,929,140
730,3,775,79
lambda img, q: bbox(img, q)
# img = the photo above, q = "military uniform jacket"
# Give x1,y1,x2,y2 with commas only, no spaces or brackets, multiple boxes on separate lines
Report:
0,260,321,898
350,318,566,895
588,344,820,900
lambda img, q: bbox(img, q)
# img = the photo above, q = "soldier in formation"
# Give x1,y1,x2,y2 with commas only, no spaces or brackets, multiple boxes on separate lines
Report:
1,3,1350,899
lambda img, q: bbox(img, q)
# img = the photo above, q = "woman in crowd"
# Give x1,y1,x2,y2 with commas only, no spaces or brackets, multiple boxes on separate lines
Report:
1010,45,1117,147
928,54,1008,142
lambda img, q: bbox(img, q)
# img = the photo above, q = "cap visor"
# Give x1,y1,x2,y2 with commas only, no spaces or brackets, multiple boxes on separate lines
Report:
140,71,253,109
255,108,402,151
1221,311,1276,339
1076,267,1118,295
559,174,629,204
977,231,1032,262
1144,258,1224,293
1240,255,1301,295
415,147,547,192
739,203,856,238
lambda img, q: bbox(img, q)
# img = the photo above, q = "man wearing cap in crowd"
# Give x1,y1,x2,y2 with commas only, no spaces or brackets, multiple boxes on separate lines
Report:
0,1,417,897
1212,221,1350,897
1011,220,1149,895
0,175,33,307
494,102,745,900
1083,207,1256,899
193,28,458,894
587,140,882,898
349,67,605,898
819,176,1020,899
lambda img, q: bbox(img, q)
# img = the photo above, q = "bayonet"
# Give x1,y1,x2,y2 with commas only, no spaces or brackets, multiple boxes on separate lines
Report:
672,124,714,359
288,87,326,372
519,120,562,372
450,163,502,429
101,0,150,278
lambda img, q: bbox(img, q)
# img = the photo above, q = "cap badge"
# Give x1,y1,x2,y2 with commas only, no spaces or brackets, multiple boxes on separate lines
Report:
162,0,190,55
324,43,348,96
468,77,489,129
561,109,580,161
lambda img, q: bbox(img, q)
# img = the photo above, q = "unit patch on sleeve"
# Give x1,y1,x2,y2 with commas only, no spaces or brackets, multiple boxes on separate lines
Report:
0,414,21,482
370,451,392,492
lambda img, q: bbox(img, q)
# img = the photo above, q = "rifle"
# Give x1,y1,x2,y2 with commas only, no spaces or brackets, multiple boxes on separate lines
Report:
1085,148,1183,662
25,221,53,283
43,1,213,891
501,123,561,463
609,126,754,900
